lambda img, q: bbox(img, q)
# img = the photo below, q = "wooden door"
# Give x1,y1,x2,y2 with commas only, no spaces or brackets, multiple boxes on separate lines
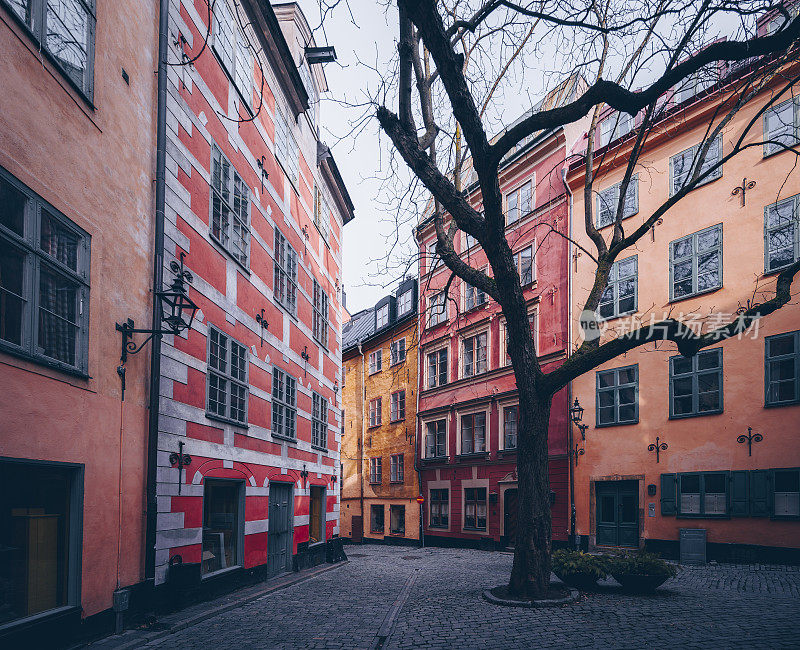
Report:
267,483,292,578
351,515,363,542
596,480,638,547
503,489,518,547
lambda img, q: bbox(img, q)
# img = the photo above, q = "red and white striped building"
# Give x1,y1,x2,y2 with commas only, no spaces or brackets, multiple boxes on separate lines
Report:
153,0,353,586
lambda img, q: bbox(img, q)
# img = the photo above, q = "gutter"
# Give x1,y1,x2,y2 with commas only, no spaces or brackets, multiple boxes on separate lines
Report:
144,0,170,581
357,341,365,540
562,166,577,548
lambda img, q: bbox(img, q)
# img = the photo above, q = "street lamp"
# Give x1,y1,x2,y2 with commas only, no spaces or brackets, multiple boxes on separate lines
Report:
569,398,588,440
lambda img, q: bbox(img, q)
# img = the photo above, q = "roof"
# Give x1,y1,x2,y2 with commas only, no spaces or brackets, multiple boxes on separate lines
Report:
342,308,375,350
318,142,355,224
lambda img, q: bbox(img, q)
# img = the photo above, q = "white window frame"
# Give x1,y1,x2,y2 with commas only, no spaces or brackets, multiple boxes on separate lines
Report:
369,349,382,375
369,457,382,484
312,279,329,348
463,272,488,311
274,105,299,190
461,329,489,379
499,402,519,451
390,453,404,483
462,482,489,533
504,176,534,226
274,228,298,315
390,337,406,365
369,397,382,427
500,308,538,366
390,389,406,422
457,406,489,456
427,291,447,328
376,304,389,329
311,391,328,450
313,185,330,245
426,344,449,389
599,112,633,148
423,417,448,459
513,244,535,286
397,288,413,316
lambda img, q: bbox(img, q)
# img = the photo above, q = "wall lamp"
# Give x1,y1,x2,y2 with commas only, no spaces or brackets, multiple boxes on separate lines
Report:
300,464,309,487
569,398,589,440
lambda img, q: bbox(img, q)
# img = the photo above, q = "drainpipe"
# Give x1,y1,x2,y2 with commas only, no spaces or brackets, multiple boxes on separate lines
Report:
358,341,365,541
414,314,423,548
562,166,577,549
144,0,170,582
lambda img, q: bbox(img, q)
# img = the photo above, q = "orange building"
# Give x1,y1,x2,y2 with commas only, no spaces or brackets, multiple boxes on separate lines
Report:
567,49,800,561
341,279,421,544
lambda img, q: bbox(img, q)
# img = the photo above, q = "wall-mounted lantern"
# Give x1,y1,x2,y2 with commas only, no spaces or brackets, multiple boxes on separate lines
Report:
569,398,588,440
300,464,309,487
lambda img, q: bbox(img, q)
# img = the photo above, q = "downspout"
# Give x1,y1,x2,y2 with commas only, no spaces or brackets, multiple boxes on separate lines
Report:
414,314,423,548
358,341,365,541
145,0,170,581
562,165,577,549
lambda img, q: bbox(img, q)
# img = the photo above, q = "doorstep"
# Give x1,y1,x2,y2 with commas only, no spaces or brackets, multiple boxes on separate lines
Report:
82,561,347,650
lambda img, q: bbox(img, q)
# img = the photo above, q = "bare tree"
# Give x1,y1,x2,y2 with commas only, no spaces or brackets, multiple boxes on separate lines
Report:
372,0,800,597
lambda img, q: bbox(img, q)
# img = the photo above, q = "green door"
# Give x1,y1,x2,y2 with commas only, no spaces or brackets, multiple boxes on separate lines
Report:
596,480,639,547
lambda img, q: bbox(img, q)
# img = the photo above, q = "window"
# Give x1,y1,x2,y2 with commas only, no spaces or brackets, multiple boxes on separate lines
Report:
599,112,633,148
462,332,488,378
390,390,405,422
312,280,329,348
669,349,723,418
763,97,799,157
505,178,533,225
210,146,250,266
596,364,638,426
376,304,389,329
0,169,90,373
764,194,799,272
428,291,447,327
369,397,382,427
207,327,248,424
301,62,318,126
765,4,799,36
390,454,404,482
678,473,728,516
309,486,325,544
765,330,800,406
0,461,81,626
464,487,487,530
212,1,253,108
369,457,382,484
670,136,722,195
670,224,722,300
675,65,719,104
274,107,299,188
202,479,243,574
430,489,449,528
460,412,486,455
427,347,448,388
599,257,637,320
425,419,447,458
313,186,330,245
596,176,639,228
390,338,406,365
312,392,328,449
514,245,535,286
426,241,439,272
390,505,405,534
774,470,800,517
369,349,382,374
4,0,96,99
272,367,297,439
463,231,477,251
503,405,518,450
464,280,487,310
370,504,384,532
397,288,413,316
274,229,298,315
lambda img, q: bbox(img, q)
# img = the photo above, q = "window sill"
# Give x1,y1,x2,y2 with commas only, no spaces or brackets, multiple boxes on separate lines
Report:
463,302,489,314
668,410,723,420
668,285,722,305
389,480,405,485
271,432,298,444
762,263,799,279
595,420,639,429
0,343,89,380
771,515,800,521
497,448,518,456
390,359,406,367
428,525,449,530
206,412,249,429
368,424,382,430
389,418,406,424
388,531,406,536
457,452,489,460
463,527,488,533
370,530,384,534
420,456,449,465
599,309,637,324
369,482,382,486
764,399,800,409
311,444,328,454
595,213,638,230
369,370,382,376
676,514,730,520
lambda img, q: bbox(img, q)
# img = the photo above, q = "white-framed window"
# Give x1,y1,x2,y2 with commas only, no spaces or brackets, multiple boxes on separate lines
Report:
390,390,406,422
274,106,299,189
376,304,389,329
312,391,328,449
274,229,298,315
424,418,447,458
369,397,382,427
764,193,799,272
211,145,250,266
501,309,538,365
459,411,487,455
501,404,518,450
596,176,639,228
313,280,329,348
505,177,534,225
207,326,248,425
463,231,477,252
462,331,488,378
272,367,297,439
678,472,728,516
313,185,330,245
774,469,800,516
369,457,382,484
599,112,633,148
464,487,487,530
390,454,404,483
429,488,449,528
426,346,448,388
369,349,382,374
0,168,91,374
299,61,318,127
670,224,722,300
464,277,487,311
211,1,253,108
390,338,406,365
599,256,637,320
675,65,719,104
397,288,413,316
514,245,535,286
427,291,447,327
426,240,439,273
670,136,723,195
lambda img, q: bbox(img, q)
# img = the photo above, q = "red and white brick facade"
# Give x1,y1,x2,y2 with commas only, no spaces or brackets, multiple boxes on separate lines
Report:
153,0,352,584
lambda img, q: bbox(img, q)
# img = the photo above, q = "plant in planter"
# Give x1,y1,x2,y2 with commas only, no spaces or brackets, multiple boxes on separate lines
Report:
609,552,677,593
551,549,609,590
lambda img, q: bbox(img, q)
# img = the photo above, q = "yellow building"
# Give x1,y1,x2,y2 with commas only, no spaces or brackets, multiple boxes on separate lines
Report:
341,279,421,543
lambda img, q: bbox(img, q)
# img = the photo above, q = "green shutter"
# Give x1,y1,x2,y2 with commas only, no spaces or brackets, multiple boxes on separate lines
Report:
730,470,749,516
660,473,677,515
750,470,771,517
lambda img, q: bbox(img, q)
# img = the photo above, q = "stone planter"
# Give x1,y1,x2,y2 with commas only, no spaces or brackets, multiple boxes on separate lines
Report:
553,572,601,591
612,573,670,593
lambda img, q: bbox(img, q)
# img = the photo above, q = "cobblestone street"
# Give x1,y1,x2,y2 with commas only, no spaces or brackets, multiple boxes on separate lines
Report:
97,545,800,649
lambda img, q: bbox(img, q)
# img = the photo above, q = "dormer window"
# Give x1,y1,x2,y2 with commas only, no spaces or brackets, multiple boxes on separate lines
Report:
599,112,633,148
397,289,413,316
376,304,389,329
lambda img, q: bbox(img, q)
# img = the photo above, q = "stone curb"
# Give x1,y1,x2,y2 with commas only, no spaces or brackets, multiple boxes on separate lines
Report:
87,561,348,649
482,585,579,608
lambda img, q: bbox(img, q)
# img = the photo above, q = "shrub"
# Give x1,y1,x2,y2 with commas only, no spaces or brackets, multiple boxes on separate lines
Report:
552,549,609,582
609,552,677,578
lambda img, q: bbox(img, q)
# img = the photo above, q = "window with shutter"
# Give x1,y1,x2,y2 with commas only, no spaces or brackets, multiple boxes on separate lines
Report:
773,469,800,518
677,472,730,516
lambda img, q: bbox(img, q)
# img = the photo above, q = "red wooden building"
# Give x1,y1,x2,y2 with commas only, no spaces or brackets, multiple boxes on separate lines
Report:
415,84,586,548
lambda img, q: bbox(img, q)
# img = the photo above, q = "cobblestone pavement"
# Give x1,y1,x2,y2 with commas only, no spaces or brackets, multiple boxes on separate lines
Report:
129,546,800,649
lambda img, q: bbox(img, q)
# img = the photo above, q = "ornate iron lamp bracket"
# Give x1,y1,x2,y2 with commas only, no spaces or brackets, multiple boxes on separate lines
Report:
737,427,763,456
648,436,668,463
169,441,192,495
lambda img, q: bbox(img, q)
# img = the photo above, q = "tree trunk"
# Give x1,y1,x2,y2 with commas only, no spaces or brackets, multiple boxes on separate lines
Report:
508,383,553,598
